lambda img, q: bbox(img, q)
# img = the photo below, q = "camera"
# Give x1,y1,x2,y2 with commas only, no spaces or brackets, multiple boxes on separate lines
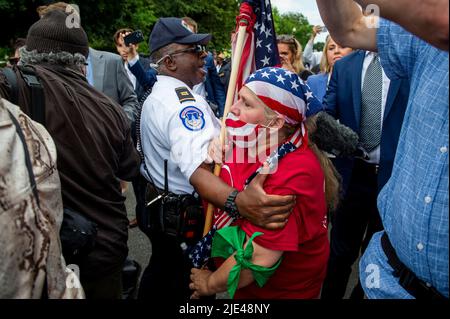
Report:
124,30,145,46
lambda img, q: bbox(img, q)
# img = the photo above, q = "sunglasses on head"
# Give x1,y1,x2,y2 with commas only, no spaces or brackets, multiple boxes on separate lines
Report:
277,35,298,50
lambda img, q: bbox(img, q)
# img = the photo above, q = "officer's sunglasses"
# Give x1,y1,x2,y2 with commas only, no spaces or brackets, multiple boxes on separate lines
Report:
166,44,207,57
152,45,207,67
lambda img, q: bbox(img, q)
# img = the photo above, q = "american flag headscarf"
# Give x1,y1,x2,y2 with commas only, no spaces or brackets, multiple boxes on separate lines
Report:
225,66,323,149
189,68,324,268
244,66,324,124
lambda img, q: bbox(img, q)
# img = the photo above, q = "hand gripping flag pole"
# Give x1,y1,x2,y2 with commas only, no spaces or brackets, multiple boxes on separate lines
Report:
202,2,256,236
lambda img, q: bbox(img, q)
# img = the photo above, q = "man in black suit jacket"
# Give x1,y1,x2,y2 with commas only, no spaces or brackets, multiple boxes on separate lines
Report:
321,50,410,299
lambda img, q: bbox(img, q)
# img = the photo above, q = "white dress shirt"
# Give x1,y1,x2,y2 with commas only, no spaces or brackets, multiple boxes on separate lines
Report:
140,75,220,194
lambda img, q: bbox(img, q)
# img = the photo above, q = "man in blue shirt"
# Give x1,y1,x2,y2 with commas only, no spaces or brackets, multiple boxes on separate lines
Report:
316,0,448,299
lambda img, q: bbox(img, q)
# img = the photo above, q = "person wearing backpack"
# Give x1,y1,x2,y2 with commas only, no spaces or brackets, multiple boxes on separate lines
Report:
0,10,140,299
0,97,84,299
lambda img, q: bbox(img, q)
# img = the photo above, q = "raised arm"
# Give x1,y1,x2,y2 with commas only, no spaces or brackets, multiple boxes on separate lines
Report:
303,25,321,65
354,0,449,51
316,0,377,52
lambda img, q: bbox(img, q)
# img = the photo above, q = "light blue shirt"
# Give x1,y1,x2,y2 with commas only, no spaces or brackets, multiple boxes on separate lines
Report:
359,19,449,299
85,54,94,86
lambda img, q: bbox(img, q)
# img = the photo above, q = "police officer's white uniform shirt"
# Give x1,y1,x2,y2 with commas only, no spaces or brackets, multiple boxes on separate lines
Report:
140,75,221,194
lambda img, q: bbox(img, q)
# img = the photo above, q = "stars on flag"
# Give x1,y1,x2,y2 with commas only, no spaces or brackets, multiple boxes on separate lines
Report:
284,70,294,77
260,23,266,35
250,0,280,69
276,74,286,84
269,67,279,74
305,90,314,100
188,227,217,268
260,71,270,78
261,56,271,66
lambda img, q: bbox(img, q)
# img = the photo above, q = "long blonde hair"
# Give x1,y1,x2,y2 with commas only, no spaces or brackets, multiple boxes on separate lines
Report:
304,116,341,212
319,35,332,74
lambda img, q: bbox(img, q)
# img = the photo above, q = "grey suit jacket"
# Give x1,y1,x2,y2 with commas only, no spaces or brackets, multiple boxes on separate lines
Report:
89,48,139,123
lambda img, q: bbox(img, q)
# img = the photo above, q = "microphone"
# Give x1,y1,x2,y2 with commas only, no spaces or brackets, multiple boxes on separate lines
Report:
308,111,366,158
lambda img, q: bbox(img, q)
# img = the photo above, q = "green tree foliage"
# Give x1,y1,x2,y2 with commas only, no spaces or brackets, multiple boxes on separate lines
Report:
76,0,158,53
150,0,239,52
0,0,314,57
0,0,40,55
0,0,239,56
272,7,312,49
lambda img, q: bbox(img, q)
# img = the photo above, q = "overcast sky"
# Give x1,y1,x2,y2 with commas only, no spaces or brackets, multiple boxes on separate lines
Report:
270,0,328,42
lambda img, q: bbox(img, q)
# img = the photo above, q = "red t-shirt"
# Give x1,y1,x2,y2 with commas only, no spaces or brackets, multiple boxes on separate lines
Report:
215,145,329,299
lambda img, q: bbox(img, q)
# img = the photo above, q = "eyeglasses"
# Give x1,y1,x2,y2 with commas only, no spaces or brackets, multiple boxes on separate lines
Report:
166,44,207,57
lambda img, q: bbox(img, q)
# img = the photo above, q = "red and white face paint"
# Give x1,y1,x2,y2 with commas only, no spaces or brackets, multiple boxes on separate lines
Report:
225,112,263,148
226,112,280,150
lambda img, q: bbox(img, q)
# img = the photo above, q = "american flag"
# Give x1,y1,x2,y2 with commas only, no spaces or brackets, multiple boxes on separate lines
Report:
189,226,217,269
188,0,282,269
245,67,324,119
233,0,280,95
214,66,323,233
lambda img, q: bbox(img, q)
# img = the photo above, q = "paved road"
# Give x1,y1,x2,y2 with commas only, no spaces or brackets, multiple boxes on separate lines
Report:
124,184,360,299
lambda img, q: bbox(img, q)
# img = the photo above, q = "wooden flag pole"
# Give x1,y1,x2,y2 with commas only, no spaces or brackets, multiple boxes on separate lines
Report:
202,21,249,236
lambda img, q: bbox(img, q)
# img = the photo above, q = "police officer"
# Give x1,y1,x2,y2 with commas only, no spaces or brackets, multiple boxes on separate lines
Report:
139,17,295,301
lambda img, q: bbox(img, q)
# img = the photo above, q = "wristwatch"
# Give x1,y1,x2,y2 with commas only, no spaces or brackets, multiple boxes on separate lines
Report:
224,189,240,219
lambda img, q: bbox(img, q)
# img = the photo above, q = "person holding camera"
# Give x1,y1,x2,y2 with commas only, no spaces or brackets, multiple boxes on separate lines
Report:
114,28,157,102
303,25,326,72
138,17,295,301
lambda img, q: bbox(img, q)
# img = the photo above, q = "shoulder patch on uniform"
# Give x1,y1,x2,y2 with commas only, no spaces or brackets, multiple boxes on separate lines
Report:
175,87,196,103
179,106,205,131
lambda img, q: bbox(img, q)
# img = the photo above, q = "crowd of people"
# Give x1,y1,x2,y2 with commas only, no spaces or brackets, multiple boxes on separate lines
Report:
0,0,447,301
